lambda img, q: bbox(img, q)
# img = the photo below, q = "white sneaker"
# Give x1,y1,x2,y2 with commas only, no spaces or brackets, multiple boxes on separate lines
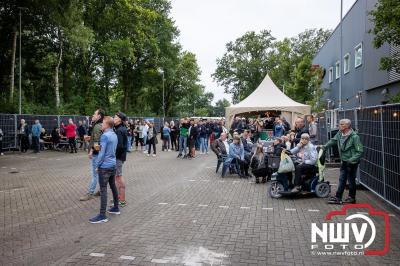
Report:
0,153,3,156
146,154,150,157
143,151,147,154
152,154,156,157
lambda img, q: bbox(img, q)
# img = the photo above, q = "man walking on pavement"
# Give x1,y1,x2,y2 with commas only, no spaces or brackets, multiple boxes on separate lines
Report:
80,109,104,201
324,119,363,204
114,112,128,207
89,116,120,223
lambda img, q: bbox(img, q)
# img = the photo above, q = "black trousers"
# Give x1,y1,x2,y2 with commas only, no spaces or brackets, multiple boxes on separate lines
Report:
148,138,156,154
68,137,77,152
294,164,317,186
170,134,177,150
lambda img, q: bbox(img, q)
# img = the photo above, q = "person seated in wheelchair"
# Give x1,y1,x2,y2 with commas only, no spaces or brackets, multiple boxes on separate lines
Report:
250,144,268,183
288,133,318,193
222,135,246,178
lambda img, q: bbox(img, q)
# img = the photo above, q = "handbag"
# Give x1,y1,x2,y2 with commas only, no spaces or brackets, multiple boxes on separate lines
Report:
278,152,295,173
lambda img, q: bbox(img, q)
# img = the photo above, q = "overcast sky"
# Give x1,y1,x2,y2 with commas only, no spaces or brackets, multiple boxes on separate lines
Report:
170,0,357,104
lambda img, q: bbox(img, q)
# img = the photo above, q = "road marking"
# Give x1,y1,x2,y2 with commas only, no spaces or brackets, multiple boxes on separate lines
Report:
308,209,320,212
89,253,105,257
151,259,169,263
158,202,168,205
198,204,208,207
56,158,61,161
330,183,337,186
219,205,229,209
1,167,7,169
178,203,187,206
11,168,16,170
285,208,296,211
0,187,27,193
389,214,395,217
205,166,214,169
188,179,196,182
218,180,225,183
262,207,273,210
248,181,255,184
201,179,210,182
233,181,240,184
119,255,135,260
240,206,250,209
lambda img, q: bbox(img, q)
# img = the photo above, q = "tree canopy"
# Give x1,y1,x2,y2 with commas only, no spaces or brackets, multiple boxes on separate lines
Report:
212,28,331,111
0,0,213,117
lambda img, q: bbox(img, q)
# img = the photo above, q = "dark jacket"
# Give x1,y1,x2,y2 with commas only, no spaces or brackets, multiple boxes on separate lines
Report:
77,125,86,137
189,125,198,139
115,123,128,162
211,138,228,156
294,126,309,145
199,124,207,138
241,137,252,153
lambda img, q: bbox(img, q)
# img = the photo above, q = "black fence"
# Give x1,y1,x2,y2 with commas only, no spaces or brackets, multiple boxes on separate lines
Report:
317,104,400,209
0,114,179,151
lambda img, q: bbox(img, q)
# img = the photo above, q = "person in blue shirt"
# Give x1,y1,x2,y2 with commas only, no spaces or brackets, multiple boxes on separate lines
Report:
222,135,245,178
89,116,120,224
273,118,285,138
162,122,171,151
31,120,42,153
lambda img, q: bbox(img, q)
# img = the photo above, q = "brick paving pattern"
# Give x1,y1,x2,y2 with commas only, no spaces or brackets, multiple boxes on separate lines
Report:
0,147,399,265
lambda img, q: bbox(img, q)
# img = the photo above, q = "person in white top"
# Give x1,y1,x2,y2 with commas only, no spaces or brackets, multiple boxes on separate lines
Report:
142,121,149,152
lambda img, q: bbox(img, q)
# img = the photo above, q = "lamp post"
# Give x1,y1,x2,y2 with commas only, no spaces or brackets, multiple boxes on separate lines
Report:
158,68,165,124
339,0,343,110
17,7,28,115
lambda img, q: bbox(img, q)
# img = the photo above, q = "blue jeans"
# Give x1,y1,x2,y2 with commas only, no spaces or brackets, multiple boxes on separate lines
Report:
88,154,99,194
336,162,358,199
127,136,132,151
200,137,208,153
143,135,148,151
179,135,187,155
205,135,210,151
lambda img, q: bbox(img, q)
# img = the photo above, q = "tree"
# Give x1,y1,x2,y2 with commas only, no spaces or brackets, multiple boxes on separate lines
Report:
212,30,276,103
213,28,331,105
213,98,230,117
370,0,400,73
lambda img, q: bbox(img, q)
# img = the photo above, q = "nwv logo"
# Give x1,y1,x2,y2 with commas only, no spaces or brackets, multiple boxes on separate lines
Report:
310,204,390,256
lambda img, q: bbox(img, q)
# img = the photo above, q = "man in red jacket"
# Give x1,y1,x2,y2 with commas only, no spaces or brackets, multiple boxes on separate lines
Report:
61,118,77,153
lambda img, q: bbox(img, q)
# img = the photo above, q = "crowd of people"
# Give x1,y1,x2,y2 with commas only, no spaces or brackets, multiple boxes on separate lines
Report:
0,110,363,223
209,114,319,183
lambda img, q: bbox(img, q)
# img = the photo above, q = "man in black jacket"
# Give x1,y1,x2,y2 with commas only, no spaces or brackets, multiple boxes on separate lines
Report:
114,112,128,207
188,119,198,158
293,117,309,145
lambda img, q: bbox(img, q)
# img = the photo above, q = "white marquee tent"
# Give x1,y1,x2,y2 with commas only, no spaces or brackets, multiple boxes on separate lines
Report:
225,74,311,129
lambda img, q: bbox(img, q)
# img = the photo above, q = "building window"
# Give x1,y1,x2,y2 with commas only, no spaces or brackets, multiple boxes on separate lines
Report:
344,53,350,74
335,61,340,79
355,43,362,68
329,67,333,83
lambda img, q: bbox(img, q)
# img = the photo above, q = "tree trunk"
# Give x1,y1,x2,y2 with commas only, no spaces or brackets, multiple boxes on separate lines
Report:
10,29,17,103
55,29,63,109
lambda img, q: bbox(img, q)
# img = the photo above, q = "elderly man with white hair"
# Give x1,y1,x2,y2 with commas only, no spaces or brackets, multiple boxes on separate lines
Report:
289,133,318,193
324,119,363,204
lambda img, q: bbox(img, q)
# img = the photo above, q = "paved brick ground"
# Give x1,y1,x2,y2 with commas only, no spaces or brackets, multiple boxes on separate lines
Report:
0,146,399,266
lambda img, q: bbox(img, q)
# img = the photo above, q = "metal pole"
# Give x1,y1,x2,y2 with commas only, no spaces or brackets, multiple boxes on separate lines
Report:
18,8,22,115
380,107,386,199
339,0,343,110
162,71,165,124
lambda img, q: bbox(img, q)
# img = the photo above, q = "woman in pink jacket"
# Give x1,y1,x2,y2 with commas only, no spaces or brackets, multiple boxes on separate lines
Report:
61,118,77,153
